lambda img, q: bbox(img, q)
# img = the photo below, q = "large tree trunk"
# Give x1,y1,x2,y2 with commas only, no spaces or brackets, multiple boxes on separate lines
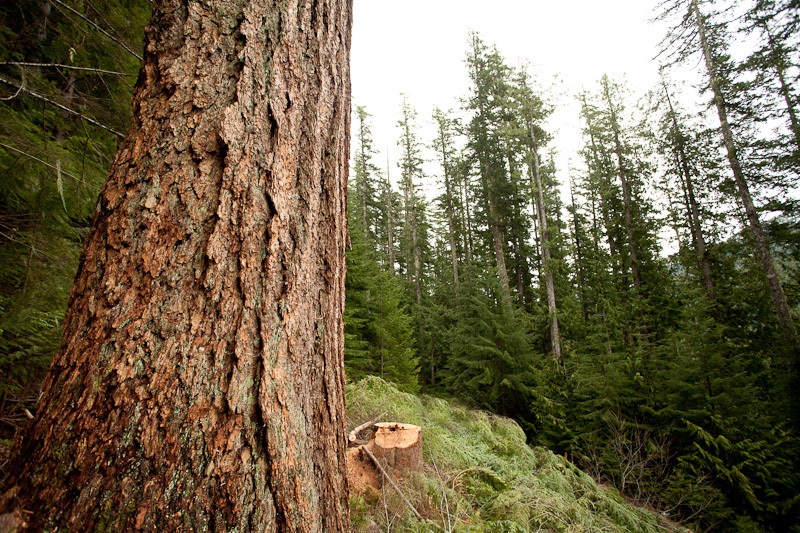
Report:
0,0,352,530
692,0,799,354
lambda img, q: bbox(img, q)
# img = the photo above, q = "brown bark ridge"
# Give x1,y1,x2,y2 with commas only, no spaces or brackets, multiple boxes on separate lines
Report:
692,0,799,354
0,0,353,530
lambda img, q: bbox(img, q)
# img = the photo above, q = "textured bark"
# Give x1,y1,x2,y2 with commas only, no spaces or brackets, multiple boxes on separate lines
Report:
1,0,352,530
692,0,799,353
528,124,562,363
368,423,423,474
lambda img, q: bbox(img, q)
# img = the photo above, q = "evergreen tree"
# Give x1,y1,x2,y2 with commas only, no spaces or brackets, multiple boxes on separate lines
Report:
0,0,149,415
659,0,799,355
351,105,383,242
344,208,419,392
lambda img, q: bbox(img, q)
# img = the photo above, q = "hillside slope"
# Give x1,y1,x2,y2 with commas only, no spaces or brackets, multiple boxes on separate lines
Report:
347,377,684,532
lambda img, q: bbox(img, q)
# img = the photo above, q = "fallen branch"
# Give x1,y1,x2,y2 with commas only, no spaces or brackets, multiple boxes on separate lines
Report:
0,67,24,101
348,411,387,446
360,445,440,529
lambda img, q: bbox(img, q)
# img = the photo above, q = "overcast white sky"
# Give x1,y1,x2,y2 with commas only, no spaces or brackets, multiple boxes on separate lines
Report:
350,0,700,199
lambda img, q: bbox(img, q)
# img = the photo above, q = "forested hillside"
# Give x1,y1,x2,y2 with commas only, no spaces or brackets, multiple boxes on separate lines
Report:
343,4,800,530
1,0,799,531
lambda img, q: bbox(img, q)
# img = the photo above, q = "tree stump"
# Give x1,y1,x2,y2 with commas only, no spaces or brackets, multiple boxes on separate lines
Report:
368,423,423,473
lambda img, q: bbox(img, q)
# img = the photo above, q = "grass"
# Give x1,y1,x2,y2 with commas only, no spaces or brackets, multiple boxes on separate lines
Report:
346,376,684,532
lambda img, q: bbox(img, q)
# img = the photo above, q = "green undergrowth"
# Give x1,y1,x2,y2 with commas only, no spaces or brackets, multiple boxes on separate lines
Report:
346,376,683,532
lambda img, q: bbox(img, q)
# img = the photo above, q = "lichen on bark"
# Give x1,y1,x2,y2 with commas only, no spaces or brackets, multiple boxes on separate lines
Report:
0,0,353,530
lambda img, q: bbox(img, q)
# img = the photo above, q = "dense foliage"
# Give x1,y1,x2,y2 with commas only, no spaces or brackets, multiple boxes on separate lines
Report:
343,6,800,529
1,0,798,530
0,0,149,437
347,376,680,532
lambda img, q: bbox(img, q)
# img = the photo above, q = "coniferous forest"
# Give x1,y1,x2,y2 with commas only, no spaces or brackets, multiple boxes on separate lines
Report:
1,0,799,531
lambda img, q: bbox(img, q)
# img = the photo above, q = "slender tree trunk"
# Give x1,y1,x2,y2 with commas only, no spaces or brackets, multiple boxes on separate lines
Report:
484,162,511,300
505,148,526,303
470,36,510,300
692,0,799,352
359,117,369,231
530,190,542,277
439,126,460,291
385,154,395,274
528,123,562,363
602,78,641,290
588,131,620,267
402,130,422,305
403,181,412,282
764,23,800,152
460,171,474,264
569,173,589,322
413,209,422,306
0,1,353,530
663,82,715,299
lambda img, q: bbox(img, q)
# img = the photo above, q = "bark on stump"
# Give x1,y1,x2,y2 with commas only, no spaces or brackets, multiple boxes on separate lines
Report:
369,423,423,473
346,422,423,494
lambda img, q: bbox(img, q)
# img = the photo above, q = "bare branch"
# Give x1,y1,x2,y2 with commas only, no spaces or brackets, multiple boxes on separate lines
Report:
0,76,125,138
348,411,387,446
0,62,136,77
0,230,58,260
0,67,24,101
360,445,440,529
0,142,102,191
50,0,142,61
